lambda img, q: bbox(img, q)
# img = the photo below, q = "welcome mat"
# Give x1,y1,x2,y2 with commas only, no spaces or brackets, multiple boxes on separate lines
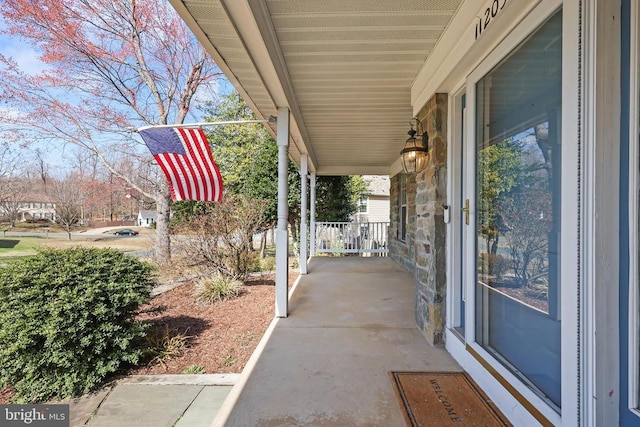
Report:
389,371,512,427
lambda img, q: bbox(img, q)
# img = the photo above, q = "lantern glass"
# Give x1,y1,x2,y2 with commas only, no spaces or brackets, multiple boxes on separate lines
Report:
401,135,427,174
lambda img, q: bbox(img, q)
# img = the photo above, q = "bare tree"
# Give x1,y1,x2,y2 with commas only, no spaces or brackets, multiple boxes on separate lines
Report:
0,143,18,180
0,0,222,263
173,196,268,279
48,178,82,240
499,191,553,287
0,178,31,227
0,144,30,227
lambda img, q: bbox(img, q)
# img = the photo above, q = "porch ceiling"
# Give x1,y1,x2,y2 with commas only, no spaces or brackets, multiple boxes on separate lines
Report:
169,0,463,175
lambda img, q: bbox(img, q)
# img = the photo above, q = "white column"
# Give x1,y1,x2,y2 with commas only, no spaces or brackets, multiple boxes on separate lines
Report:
300,154,308,274
275,107,289,318
310,173,317,257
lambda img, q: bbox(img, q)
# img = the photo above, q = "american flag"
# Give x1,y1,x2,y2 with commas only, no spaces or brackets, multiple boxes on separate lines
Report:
139,127,223,202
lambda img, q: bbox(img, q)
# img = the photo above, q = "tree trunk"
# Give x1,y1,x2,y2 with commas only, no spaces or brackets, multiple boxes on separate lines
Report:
289,217,299,244
260,231,267,258
154,182,172,264
491,234,499,255
246,233,254,252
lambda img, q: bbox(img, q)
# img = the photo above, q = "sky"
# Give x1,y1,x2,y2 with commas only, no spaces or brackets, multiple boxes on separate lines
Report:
0,14,48,75
0,19,69,174
0,14,235,178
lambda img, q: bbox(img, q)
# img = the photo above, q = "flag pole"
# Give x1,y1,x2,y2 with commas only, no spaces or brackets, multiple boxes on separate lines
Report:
137,118,275,132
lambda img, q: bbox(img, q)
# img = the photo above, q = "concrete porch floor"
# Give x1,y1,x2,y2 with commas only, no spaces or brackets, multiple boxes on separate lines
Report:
213,256,462,426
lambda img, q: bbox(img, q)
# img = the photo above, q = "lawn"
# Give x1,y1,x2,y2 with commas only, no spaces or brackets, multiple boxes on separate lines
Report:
0,237,41,258
0,231,153,262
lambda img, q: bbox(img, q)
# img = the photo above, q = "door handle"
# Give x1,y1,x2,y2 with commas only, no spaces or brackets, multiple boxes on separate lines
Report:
461,199,470,225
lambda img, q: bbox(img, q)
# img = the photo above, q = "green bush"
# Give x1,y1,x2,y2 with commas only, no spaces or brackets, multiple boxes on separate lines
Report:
246,252,262,273
194,275,243,303
246,254,276,273
260,256,276,271
479,252,510,279
0,247,155,403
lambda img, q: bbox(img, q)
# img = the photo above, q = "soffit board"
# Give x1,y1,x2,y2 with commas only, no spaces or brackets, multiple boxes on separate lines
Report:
172,0,464,175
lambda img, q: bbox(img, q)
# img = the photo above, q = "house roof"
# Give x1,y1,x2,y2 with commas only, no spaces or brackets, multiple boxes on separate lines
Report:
138,210,157,219
168,0,465,175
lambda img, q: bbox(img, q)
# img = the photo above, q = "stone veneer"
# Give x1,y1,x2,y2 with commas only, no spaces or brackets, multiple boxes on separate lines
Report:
390,93,448,345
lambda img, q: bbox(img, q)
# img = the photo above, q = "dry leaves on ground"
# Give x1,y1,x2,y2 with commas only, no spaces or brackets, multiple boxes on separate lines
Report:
129,270,297,375
0,270,298,403
131,272,285,375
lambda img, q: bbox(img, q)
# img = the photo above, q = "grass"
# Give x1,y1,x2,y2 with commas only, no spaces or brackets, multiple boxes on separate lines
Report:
194,275,244,303
0,237,40,258
142,325,191,367
220,354,237,367
0,228,152,258
182,365,206,374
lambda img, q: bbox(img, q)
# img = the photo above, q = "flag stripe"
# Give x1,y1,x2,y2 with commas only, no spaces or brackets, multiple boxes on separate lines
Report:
166,153,187,200
175,153,197,200
161,153,188,201
183,128,222,201
183,133,207,200
185,129,216,200
141,127,224,202
153,154,180,201
195,128,224,201
178,128,207,200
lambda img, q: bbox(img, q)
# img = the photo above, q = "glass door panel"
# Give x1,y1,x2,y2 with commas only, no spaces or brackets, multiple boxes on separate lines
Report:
459,94,466,334
474,11,562,408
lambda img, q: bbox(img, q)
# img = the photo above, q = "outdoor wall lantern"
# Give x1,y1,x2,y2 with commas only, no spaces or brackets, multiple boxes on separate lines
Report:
400,117,428,174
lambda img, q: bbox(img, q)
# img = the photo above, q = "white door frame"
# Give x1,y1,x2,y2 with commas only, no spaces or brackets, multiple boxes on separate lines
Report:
446,85,467,338
627,0,640,420
444,1,582,425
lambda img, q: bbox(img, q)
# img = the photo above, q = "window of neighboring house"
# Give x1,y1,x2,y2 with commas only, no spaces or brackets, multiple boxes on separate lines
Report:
399,174,407,241
357,196,368,213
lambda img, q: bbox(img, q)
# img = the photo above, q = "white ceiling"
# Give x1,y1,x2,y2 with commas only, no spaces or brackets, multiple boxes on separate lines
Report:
170,0,464,175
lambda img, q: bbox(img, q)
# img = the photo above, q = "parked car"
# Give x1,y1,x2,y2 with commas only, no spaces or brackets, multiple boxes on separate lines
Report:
113,229,139,236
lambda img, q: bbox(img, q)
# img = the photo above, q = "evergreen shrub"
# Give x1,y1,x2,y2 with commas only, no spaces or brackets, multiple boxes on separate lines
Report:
0,247,155,402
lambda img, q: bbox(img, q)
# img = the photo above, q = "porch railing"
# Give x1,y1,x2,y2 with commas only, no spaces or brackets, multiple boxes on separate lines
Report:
314,222,389,256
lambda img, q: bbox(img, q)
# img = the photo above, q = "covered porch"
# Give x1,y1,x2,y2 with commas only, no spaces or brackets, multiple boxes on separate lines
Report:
166,0,594,425
213,256,460,426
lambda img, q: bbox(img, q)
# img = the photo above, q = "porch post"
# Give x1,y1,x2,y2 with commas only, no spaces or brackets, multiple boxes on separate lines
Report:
300,154,308,274
310,172,317,257
275,107,289,318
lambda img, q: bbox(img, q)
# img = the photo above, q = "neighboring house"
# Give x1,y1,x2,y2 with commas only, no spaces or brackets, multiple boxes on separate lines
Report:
17,197,56,222
352,175,390,224
137,210,157,227
0,181,55,224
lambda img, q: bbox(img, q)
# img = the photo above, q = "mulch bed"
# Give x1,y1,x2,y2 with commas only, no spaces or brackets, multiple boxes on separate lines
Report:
0,271,297,404
491,282,549,313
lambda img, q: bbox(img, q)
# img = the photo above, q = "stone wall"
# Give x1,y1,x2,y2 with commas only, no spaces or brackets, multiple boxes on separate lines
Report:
390,93,448,345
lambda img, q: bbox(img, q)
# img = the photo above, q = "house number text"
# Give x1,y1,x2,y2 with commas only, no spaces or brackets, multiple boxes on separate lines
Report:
475,0,508,40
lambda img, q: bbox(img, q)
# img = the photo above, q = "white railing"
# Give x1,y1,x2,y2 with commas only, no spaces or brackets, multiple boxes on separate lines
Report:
314,222,389,256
